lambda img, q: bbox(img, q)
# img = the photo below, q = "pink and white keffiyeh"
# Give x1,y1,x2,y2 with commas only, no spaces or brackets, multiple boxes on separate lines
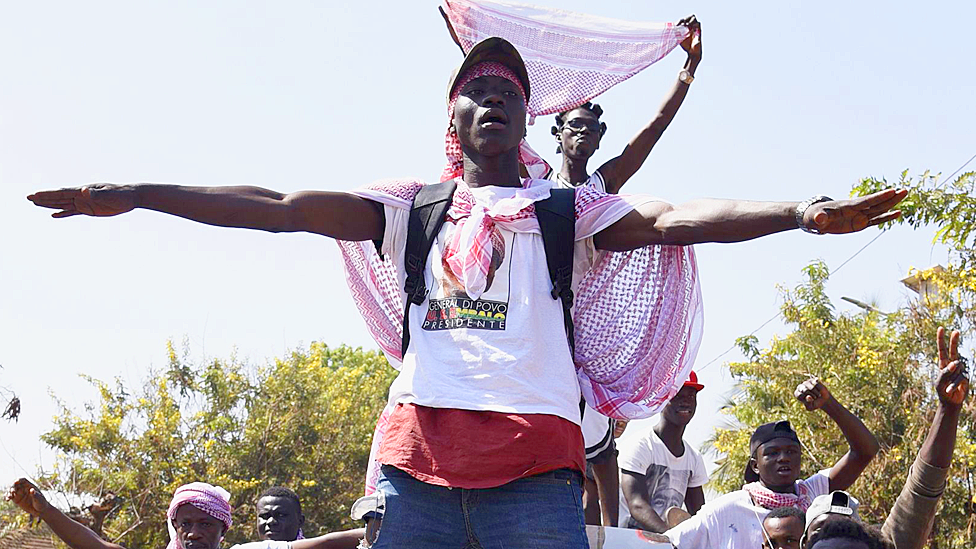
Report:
743,481,817,512
441,0,690,121
442,182,551,299
166,482,232,549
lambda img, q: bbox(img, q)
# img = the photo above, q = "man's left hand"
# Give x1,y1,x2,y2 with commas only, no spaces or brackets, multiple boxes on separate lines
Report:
803,189,908,234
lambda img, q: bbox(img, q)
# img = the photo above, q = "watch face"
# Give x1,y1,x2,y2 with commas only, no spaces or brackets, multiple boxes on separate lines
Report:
679,70,691,83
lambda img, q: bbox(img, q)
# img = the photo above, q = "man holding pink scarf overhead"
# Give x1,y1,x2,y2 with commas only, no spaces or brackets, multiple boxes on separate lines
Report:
29,28,905,549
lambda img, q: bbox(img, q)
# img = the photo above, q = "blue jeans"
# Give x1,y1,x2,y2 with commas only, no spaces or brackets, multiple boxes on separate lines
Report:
370,465,589,549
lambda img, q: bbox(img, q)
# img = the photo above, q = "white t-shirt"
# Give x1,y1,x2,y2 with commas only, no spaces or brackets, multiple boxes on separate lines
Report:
665,470,831,549
549,169,608,193
380,183,624,424
616,429,708,528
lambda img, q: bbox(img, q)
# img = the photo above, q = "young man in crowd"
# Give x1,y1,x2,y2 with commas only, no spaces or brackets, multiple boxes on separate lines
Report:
545,16,701,194
617,371,707,532
256,487,306,542
8,480,366,549
665,377,879,548
254,486,365,547
26,33,905,548
762,506,805,549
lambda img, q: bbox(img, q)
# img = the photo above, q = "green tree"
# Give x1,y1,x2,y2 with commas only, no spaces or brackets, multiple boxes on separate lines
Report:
7,340,395,547
708,170,976,547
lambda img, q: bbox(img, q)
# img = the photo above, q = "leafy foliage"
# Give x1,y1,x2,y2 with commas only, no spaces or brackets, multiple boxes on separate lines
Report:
11,341,395,547
708,168,976,547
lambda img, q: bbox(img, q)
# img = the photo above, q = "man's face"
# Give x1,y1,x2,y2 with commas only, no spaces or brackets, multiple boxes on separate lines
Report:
173,504,224,549
453,75,526,158
556,107,602,160
256,495,304,541
763,516,804,549
752,437,802,489
661,385,699,426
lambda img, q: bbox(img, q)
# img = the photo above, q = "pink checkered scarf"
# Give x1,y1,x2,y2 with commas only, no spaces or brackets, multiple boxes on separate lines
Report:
743,482,816,512
443,181,551,299
441,0,689,122
166,482,232,549
441,61,550,182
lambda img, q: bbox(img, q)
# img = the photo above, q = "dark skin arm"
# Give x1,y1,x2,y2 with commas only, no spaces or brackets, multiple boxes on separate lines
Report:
684,485,704,516
591,452,620,527
27,183,385,241
923,327,969,468
794,377,881,492
620,471,670,533
7,479,124,549
292,528,367,549
599,16,702,194
593,189,907,251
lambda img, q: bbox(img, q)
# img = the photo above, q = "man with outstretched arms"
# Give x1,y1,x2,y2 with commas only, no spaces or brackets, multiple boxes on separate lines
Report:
27,36,903,549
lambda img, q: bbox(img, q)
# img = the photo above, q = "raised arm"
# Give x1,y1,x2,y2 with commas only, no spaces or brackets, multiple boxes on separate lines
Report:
598,16,702,194
7,479,123,549
881,327,969,549
620,471,670,533
27,183,384,241
593,189,907,251
794,378,880,492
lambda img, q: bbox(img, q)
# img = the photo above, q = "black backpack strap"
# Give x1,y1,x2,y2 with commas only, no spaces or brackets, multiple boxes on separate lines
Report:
401,180,458,358
535,187,576,357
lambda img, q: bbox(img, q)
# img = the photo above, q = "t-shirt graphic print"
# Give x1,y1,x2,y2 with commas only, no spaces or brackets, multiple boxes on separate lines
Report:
423,222,512,332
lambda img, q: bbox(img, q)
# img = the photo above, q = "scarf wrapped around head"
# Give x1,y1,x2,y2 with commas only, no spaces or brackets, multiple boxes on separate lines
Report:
441,61,549,182
166,482,232,549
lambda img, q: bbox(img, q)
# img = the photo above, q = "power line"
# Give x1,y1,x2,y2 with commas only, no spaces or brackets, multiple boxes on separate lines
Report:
698,151,976,372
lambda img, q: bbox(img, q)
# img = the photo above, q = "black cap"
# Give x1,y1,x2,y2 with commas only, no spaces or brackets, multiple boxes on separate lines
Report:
744,420,801,483
446,37,531,105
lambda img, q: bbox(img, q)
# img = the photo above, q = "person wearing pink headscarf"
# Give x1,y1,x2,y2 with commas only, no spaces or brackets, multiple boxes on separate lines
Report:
7,479,366,549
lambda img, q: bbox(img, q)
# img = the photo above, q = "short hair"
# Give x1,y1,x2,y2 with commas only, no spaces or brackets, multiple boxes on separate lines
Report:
258,486,302,514
551,102,608,152
805,517,887,549
765,506,806,523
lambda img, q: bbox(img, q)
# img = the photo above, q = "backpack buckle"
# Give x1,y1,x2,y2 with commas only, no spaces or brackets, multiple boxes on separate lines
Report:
404,275,428,305
550,266,574,307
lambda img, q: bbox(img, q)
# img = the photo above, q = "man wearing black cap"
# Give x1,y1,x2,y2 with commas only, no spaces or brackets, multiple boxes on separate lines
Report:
28,31,904,548
665,377,878,548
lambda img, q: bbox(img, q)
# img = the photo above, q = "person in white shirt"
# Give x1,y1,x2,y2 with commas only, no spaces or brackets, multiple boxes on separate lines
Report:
665,377,880,549
618,371,707,532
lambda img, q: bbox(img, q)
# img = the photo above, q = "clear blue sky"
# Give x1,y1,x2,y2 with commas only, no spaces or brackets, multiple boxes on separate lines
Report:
1,0,972,497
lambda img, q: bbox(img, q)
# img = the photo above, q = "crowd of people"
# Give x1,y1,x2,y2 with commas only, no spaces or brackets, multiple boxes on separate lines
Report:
6,1,963,548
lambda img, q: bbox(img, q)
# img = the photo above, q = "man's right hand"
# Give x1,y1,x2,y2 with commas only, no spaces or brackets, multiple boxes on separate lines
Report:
936,327,969,409
28,183,136,218
7,478,51,519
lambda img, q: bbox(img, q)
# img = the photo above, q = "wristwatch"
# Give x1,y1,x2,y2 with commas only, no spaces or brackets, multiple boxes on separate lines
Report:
795,195,833,234
678,69,694,84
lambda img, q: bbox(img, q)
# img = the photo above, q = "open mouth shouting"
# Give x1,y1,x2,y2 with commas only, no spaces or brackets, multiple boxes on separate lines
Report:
479,108,509,130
